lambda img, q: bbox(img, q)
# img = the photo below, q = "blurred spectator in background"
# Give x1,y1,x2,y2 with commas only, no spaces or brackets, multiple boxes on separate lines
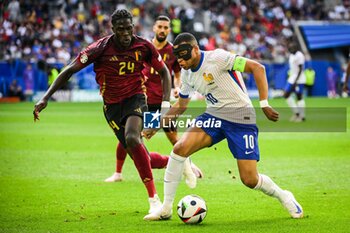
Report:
171,18,181,38
23,63,34,101
1,0,349,100
326,66,338,98
341,61,350,98
48,66,59,87
37,60,60,88
7,0,20,22
8,79,24,100
304,66,315,97
2,0,346,65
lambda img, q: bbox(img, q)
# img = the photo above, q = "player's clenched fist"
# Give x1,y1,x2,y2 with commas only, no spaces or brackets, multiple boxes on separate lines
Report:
33,99,48,122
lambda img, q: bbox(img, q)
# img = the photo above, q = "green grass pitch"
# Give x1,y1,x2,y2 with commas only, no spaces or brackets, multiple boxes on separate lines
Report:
0,98,349,233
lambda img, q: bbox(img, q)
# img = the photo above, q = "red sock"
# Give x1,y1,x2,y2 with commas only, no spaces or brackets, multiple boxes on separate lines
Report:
116,142,127,173
129,143,156,197
150,152,169,169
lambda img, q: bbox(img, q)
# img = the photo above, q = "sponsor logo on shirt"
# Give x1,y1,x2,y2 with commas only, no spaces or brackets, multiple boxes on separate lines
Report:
109,55,118,61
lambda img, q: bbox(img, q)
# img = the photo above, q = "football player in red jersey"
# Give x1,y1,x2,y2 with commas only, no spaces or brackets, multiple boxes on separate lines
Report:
105,15,203,184
33,9,173,214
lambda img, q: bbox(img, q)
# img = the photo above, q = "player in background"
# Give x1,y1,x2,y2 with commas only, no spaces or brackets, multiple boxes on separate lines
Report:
143,32,303,221
144,15,181,145
33,9,173,214
341,53,350,97
104,15,203,185
284,43,306,122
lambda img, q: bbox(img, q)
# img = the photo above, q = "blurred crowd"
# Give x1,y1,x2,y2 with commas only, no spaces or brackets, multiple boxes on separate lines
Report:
1,0,349,65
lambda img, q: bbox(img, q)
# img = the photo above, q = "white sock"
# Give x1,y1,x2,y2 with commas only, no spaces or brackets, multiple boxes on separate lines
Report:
286,96,298,115
254,174,288,202
297,99,305,118
183,157,192,176
163,151,186,209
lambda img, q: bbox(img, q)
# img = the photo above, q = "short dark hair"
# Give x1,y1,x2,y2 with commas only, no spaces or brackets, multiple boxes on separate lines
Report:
111,9,133,25
156,15,170,22
173,32,198,46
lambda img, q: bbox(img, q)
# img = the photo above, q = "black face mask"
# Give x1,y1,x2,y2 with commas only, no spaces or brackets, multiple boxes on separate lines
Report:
173,43,193,61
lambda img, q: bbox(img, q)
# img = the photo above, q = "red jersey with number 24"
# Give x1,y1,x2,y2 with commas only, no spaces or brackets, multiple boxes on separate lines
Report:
75,35,165,104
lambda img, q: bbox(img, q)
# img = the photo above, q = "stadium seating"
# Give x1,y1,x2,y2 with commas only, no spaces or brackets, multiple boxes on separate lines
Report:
0,1,349,99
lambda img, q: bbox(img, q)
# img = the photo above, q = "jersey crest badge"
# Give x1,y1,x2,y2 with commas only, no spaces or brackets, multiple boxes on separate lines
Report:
203,73,214,85
80,53,88,64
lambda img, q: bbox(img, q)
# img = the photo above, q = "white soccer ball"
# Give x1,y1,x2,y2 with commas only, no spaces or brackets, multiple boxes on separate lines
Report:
177,194,207,224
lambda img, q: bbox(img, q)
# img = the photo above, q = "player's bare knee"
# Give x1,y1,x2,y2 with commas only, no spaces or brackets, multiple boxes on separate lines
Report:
173,141,189,157
125,133,141,148
240,175,258,189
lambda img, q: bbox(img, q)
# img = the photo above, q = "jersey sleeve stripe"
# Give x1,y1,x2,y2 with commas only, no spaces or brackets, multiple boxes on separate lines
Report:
228,70,244,92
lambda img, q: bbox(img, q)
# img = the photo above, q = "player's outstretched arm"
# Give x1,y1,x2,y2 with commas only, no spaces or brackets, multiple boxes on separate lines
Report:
163,96,190,122
173,71,181,98
244,59,279,122
33,59,83,122
158,66,172,102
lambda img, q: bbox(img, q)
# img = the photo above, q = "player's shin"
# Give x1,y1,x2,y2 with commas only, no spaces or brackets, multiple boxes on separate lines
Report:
286,96,298,114
296,99,305,118
254,174,287,202
254,175,304,218
163,151,186,209
129,144,156,197
116,142,127,173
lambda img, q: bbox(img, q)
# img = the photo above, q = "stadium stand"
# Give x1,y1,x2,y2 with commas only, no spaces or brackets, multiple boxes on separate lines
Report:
0,0,349,99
